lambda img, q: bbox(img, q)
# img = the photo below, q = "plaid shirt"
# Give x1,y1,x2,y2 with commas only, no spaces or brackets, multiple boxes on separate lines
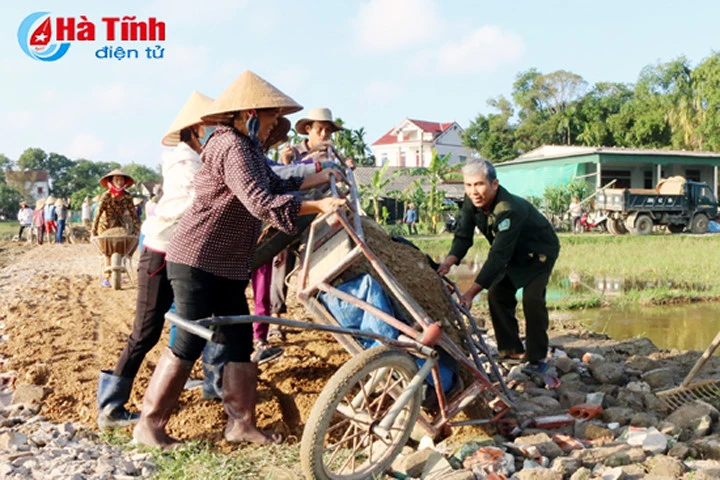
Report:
166,126,303,280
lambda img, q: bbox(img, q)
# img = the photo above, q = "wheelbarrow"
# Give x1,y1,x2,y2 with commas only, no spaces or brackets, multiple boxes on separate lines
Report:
90,234,139,290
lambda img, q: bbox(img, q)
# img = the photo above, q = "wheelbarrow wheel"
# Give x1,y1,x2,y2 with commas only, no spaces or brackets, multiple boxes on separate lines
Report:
301,347,421,480
110,253,122,290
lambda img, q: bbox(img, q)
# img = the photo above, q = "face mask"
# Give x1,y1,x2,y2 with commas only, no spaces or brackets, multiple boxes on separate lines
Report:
199,126,216,146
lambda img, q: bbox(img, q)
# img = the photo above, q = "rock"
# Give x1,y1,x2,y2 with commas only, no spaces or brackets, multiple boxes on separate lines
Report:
397,448,436,478
582,424,613,441
528,395,563,413
421,451,453,480
629,412,658,428
642,392,667,413
569,467,593,480
603,407,635,426
11,384,46,406
603,446,647,467
625,427,668,454
438,470,475,480
572,444,645,468
596,466,623,480
0,431,27,450
644,454,685,478
684,459,720,479
615,390,644,411
641,368,676,389
668,442,692,459
513,469,563,480
588,362,624,385
514,433,564,459
550,456,581,477
554,356,577,374
692,415,713,437
559,391,587,410
625,356,660,373
691,435,720,460
666,401,719,431
625,381,651,393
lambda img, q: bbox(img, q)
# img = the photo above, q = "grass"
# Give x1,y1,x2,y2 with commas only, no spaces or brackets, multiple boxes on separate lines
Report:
0,221,20,240
412,232,720,308
97,431,301,480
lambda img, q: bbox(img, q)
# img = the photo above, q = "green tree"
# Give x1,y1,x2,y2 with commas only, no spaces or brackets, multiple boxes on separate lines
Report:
333,120,376,166
576,82,634,146
122,163,162,190
463,96,517,162
0,154,14,175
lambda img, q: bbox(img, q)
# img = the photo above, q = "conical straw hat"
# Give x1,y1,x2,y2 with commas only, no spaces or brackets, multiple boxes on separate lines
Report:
99,169,135,189
263,117,291,151
35,198,45,209
201,70,302,124
162,91,214,147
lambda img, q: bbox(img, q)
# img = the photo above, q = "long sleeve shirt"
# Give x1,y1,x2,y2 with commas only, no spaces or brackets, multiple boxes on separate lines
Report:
141,142,203,253
166,125,303,280
449,185,560,288
92,191,140,235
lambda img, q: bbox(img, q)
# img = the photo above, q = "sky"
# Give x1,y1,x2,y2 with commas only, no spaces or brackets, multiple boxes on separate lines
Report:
2,0,720,169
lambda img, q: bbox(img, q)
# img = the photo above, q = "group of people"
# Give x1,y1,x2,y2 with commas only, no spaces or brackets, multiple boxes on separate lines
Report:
16,196,72,245
90,70,561,450
96,71,348,448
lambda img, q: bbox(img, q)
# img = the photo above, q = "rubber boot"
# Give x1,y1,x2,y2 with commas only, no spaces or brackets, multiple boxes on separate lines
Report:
222,362,282,444
97,371,140,429
132,349,193,449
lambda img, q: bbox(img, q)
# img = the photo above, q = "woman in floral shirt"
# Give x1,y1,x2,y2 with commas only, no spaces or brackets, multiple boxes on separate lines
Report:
92,170,140,236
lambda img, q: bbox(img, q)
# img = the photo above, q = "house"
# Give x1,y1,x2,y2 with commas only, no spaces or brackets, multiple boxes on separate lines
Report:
5,170,50,201
371,118,474,168
494,145,720,199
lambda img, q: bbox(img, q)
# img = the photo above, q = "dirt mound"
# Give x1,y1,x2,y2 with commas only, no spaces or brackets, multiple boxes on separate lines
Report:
342,217,468,350
0,242,350,448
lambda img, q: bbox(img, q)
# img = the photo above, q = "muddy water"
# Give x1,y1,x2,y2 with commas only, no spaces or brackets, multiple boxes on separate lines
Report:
427,248,720,353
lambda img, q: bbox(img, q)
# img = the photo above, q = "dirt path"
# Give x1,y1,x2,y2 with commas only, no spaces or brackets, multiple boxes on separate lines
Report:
0,241,350,448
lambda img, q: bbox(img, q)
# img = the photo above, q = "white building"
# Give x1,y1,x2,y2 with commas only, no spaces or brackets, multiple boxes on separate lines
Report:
371,118,474,168
5,170,50,202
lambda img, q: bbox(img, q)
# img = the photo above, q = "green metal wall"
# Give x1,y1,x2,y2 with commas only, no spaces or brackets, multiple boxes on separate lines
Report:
496,163,580,198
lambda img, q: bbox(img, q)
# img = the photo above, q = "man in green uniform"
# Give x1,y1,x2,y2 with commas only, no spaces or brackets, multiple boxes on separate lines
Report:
437,159,560,373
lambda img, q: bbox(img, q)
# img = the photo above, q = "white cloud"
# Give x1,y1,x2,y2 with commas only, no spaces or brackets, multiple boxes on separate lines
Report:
65,134,105,159
423,26,524,75
361,80,404,107
353,0,441,53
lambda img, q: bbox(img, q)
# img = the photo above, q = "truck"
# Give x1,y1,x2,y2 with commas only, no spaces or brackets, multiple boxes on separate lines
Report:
594,178,718,235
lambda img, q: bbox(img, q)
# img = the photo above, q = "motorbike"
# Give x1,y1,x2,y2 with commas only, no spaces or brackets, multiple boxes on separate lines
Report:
442,213,458,233
574,211,607,233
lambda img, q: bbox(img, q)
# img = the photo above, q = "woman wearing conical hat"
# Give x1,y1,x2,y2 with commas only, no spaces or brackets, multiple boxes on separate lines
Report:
97,91,215,429
92,170,140,238
133,71,345,449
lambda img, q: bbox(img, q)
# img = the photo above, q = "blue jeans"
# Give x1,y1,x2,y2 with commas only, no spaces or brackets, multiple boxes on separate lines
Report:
56,219,66,243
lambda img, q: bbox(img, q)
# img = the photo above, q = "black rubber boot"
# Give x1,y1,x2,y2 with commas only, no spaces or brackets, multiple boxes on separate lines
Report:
97,370,140,429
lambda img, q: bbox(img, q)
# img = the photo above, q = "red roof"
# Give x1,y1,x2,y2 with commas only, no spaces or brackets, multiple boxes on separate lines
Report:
372,119,455,146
